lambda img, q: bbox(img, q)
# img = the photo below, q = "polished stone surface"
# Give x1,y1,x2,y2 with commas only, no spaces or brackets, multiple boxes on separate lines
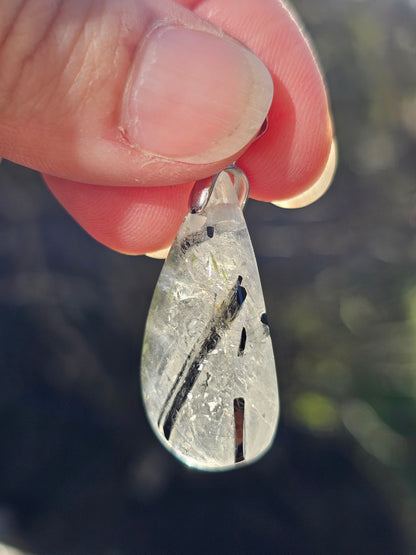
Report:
141,171,279,471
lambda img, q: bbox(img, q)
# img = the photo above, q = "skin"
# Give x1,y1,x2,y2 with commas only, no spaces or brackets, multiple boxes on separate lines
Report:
0,0,334,255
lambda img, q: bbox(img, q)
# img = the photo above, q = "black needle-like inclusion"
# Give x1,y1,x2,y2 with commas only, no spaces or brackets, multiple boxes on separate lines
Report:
238,327,247,356
160,275,247,441
261,312,269,325
234,397,245,463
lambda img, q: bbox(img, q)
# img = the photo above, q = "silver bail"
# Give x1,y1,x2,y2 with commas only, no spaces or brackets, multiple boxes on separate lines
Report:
189,165,250,214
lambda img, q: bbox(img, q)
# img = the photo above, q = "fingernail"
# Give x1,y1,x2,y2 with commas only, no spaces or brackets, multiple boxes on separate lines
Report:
272,140,338,209
145,246,170,259
122,26,273,164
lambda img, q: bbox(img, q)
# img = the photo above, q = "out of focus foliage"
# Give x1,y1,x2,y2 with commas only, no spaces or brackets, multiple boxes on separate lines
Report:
0,0,415,553
251,0,416,546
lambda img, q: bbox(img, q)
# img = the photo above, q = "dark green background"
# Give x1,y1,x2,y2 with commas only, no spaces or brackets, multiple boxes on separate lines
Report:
0,1,415,553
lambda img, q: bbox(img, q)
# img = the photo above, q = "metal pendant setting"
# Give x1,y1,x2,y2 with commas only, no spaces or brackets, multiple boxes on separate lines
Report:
140,167,279,471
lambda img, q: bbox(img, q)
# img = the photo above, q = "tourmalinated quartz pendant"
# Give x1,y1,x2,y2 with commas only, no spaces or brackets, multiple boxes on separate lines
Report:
141,167,279,471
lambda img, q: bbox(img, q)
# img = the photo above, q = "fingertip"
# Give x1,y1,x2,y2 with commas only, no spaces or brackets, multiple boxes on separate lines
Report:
240,76,334,203
272,138,337,208
43,175,193,255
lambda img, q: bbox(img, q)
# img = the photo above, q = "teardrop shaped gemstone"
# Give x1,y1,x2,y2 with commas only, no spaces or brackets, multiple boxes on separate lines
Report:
141,171,279,471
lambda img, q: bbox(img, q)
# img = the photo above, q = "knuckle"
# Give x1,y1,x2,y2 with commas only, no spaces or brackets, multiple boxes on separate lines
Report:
0,1,62,110
0,0,94,122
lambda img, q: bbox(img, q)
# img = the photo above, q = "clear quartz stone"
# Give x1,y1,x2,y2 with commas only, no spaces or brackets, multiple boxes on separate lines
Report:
141,171,279,471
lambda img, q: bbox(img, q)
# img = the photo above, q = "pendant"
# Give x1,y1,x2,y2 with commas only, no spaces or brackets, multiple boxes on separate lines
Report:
141,166,279,471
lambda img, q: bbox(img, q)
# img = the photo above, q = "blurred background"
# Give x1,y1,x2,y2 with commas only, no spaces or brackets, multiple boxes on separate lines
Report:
0,0,415,553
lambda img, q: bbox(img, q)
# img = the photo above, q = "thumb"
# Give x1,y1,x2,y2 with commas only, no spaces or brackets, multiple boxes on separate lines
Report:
0,0,273,188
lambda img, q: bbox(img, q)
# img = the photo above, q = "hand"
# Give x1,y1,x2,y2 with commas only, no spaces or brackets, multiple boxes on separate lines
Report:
0,0,335,256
